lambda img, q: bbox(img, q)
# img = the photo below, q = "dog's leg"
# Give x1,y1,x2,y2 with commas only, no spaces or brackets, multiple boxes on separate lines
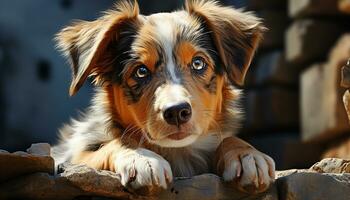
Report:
215,137,275,193
71,139,173,189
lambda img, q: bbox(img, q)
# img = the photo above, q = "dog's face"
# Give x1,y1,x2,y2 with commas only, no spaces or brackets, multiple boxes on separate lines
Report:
56,0,264,148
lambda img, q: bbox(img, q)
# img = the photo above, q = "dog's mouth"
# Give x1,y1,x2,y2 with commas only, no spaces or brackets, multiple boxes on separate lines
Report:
167,131,190,140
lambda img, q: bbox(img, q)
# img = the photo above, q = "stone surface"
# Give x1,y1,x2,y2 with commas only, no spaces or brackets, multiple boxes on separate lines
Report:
1,156,350,200
301,34,350,142
277,172,350,200
159,174,278,200
27,143,51,156
289,0,340,18
310,158,350,173
0,173,82,200
60,164,139,199
0,148,54,182
286,20,344,65
301,63,325,141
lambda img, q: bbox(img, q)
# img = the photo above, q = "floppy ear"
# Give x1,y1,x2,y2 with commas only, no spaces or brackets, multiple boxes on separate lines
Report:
185,0,265,86
55,0,140,96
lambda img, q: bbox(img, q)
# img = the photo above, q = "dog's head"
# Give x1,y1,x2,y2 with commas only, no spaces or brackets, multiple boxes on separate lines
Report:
56,0,264,148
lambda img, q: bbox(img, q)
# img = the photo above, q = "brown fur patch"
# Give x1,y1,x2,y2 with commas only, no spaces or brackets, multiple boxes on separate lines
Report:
176,41,197,67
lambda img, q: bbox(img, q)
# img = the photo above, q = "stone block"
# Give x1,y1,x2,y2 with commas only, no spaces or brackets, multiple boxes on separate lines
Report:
286,20,344,65
301,34,350,142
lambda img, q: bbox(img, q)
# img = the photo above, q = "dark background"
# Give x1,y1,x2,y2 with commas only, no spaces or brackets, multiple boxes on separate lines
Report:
0,0,349,170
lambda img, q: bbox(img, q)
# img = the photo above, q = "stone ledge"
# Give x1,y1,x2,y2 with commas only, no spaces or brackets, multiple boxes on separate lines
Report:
0,144,350,200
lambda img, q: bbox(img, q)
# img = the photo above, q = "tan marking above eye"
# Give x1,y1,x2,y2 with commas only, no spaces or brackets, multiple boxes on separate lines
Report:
175,41,213,70
176,42,197,66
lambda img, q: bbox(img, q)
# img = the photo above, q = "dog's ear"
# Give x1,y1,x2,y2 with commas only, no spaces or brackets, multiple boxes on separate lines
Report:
55,0,140,96
185,0,265,86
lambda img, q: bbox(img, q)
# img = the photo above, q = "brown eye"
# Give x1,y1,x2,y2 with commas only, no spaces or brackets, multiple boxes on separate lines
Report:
191,56,207,72
133,65,150,79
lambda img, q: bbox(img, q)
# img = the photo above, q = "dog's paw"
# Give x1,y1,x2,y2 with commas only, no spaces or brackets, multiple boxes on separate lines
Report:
114,148,173,190
222,148,275,193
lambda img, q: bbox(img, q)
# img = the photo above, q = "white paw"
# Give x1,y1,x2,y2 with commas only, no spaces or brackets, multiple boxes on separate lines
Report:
222,148,275,193
114,148,173,189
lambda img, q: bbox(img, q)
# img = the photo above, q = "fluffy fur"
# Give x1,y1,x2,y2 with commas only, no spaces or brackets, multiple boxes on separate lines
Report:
53,0,275,194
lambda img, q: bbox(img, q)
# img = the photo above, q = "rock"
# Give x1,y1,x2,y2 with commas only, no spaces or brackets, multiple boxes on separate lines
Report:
0,148,54,182
310,158,350,173
159,174,278,200
277,172,350,200
27,143,51,156
0,173,82,200
1,158,350,200
301,63,326,141
60,164,277,200
0,149,8,154
13,151,30,156
301,34,350,142
59,164,137,199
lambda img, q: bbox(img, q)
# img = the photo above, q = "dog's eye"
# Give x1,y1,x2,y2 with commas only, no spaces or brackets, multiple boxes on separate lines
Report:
191,56,207,72
133,65,150,80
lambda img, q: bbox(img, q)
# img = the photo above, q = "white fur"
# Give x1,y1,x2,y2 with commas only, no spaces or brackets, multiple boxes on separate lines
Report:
192,133,230,151
222,149,275,190
158,133,229,177
114,147,173,189
155,134,200,148
152,13,180,83
154,84,191,111
52,90,115,169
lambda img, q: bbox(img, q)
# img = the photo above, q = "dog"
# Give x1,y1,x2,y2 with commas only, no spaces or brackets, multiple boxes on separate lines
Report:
52,0,275,194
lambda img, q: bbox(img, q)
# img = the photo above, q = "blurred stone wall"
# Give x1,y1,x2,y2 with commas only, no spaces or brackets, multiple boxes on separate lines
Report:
233,0,350,169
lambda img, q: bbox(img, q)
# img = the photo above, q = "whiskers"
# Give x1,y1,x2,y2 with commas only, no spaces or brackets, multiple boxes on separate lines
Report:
120,122,148,148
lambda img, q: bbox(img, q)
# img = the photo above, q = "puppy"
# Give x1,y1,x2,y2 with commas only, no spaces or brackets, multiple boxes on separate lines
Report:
53,0,275,194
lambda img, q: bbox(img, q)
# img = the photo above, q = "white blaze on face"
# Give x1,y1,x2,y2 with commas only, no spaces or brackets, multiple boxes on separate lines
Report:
152,83,197,148
152,14,181,83
154,84,191,113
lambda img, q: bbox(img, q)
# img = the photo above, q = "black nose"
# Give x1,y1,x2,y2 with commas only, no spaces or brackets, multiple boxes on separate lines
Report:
163,102,192,126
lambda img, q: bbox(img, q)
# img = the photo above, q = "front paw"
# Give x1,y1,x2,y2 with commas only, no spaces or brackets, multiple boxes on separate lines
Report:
222,148,275,193
114,148,173,190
